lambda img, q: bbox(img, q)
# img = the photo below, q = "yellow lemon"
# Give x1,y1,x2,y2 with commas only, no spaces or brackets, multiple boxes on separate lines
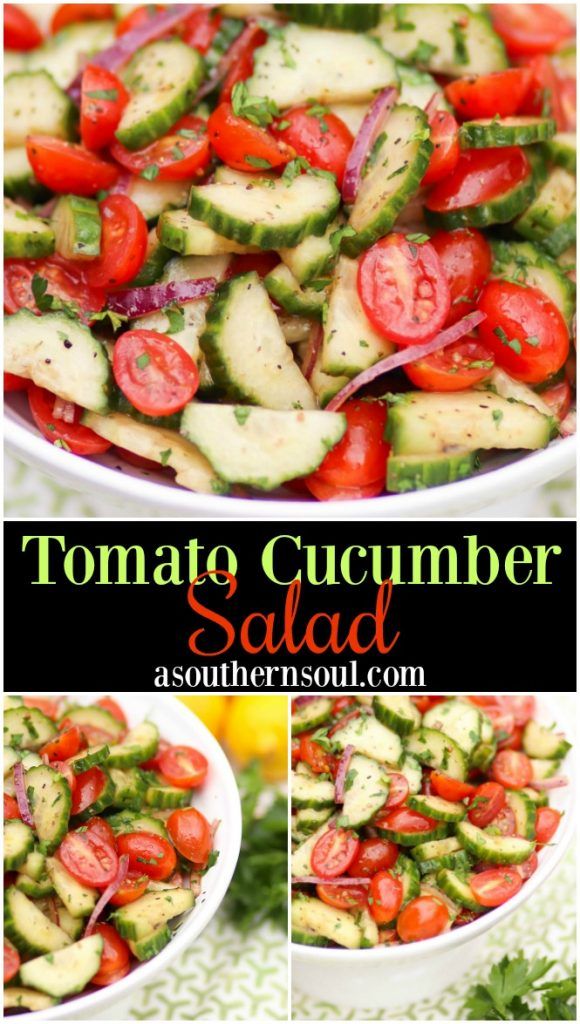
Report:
177,695,229,737
224,695,288,781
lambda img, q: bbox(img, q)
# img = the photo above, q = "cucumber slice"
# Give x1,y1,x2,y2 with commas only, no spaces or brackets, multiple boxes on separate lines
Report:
180,403,346,491
109,767,148,810
105,810,169,839
408,795,466,824
332,714,403,766
4,887,71,956
46,859,98,919
26,765,72,853
274,4,381,30
387,451,477,493
515,167,576,258
373,694,421,736
321,256,394,376
406,727,468,781
386,390,555,455
425,158,537,229
423,699,482,756
522,786,549,808
309,353,349,408
19,934,104,997
291,895,362,949
4,146,48,203
540,216,576,259
471,739,497,773
4,694,24,709
60,704,125,739
4,820,34,871
264,264,326,318
505,791,537,841
4,988,59,1012
291,926,328,946
145,784,193,809
416,849,472,877
117,39,205,150
56,907,84,941
4,309,111,414
16,872,55,898
4,70,75,146
490,239,575,324
399,754,423,795
200,272,316,410
4,199,55,259
51,194,101,260
129,228,173,287
295,806,333,834
68,744,110,774
356,906,379,948
4,706,57,750
248,24,397,108
411,836,463,862
129,923,172,961
394,854,421,904
27,20,116,89
292,698,333,735
456,822,534,864
127,176,191,224
459,117,556,149
19,849,47,882
279,217,340,285
292,771,336,810
343,104,432,257
189,172,341,250
436,868,484,912
522,720,572,760
530,758,562,780
543,132,576,173
106,721,159,768
112,888,194,940
339,754,391,828
158,209,261,256
291,819,336,876
374,5,507,76
377,821,449,847
397,62,452,113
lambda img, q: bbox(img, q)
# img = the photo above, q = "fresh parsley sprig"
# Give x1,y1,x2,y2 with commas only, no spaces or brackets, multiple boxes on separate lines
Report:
464,954,577,1020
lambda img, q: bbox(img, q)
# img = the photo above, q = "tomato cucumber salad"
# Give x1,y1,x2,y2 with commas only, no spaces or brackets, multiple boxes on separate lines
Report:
291,694,571,948
3,4,577,501
3,694,217,1013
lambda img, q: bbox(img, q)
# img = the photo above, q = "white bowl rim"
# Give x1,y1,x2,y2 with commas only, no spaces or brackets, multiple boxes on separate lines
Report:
5,406,576,518
5,692,242,1021
292,691,575,963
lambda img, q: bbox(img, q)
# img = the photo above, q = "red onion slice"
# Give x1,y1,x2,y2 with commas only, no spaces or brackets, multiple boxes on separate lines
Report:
13,762,35,828
108,278,217,318
342,86,398,204
292,876,370,886
293,695,324,708
110,171,132,196
302,323,323,382
529,776,569,790
424,91,442,118
334,745,354,804
326,310,487,411
560,409,576,437
84,855,129,936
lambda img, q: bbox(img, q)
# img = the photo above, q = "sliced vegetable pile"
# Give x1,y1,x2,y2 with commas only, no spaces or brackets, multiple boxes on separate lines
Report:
291,693,571,948
3,3,577,501
3,694,217,1013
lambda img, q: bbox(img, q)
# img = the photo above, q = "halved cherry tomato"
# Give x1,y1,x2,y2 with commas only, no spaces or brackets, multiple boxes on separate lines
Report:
488,805,517,836
272,106,353,187
535,806,561,845
4,943,20,984
430,772,476,802
491,750,533,790
332,697,357,716
96,696,127,725
311,827,360,879
4,4,42,49
117,831,177,880
59,830,119,888
470,867,522,907
468,781,506,827
481,703,516,741
358,233,451,345
369,870,404,925
429,227,492,327
140,738,171,772
477,280,569,384
541,380,572,422
397,896,449,942
70,766,110,816
108,871,149,907
80,65,128,151
347,837,399,877
51,760,77,794
516,851,539,880
227,252,279,279
115,4,162,36
405,338,495,391
182,6,222,52
92,962,131,987
375,805,439,836
425,147,531,213
22,696,62,719
89,922,130,986
305,399,389,501
490,4,573,57
40,725,83,761
4,372,28,392
167,807,212,866
412,696,446,714
52,4,114,33
455,909,478,927
84,194,148,288
159,746,208,789
4,256,106,318
421,109,460,187
497,726,524,752
299,737,337,776
384,773,410,809
113,329,199,417
28,385,113,457
110,114,211,182
316,883,368,910
445,68,533,120
115,446,163,472
4,794,21,820
519,55,566,131
219,23,268,103
26,136,118,196
207,102,295,173
85,817,116,849
504,696,536,727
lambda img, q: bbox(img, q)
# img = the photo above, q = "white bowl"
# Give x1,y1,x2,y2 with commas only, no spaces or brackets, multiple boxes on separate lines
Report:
6,692,242,1021
5,395,576,518
292,692,575,1011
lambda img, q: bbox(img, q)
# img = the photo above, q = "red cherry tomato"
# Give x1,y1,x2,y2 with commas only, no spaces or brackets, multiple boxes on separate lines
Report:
316,883,368,910
516,851,539,880
397,896,449,942
4,794,21,820
96,697,127,725
504,696,536,727
28,385,113,457
470,867,522,907
347,837,399,877
26,136,118,196
481,703,516,740
52,4,114,33
4,372,28,392
332,697,357,716
115,4,162,36
311,827,360,879
430,773,476,802
426,147,531,214
40,725,83,761
219,23,268,103
491,751,533,790
80,65,128,151
421,109,460,187
89,922,130,986
4,256,106,318
167,807,213,866
112,329,199,417
50,760,77,794
70,766,110,816
358,233,451,346
182,6,222,52
405,338,495,391
140,739,171,772
272,106,353,187
108,871,149,907
369,870,404,925
110,115,211,182
489,4,573,57
85,817,116,849
84,194,148,288
117,831,177,881
489,805,518,836
477,280,569,384
412,696,446,714
468,781,506,827
535,806,561,845
299,737,337,776
518,55,567,131
305,399,389,501
498,726,524,752
384,773,410,809
429,228,492,327
541,380,572,422
445,68,533,120
159,746,208,789
4,943,20,984
375,806,438,835
207,102,295,173
59,830,119,888
4,4,42,49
